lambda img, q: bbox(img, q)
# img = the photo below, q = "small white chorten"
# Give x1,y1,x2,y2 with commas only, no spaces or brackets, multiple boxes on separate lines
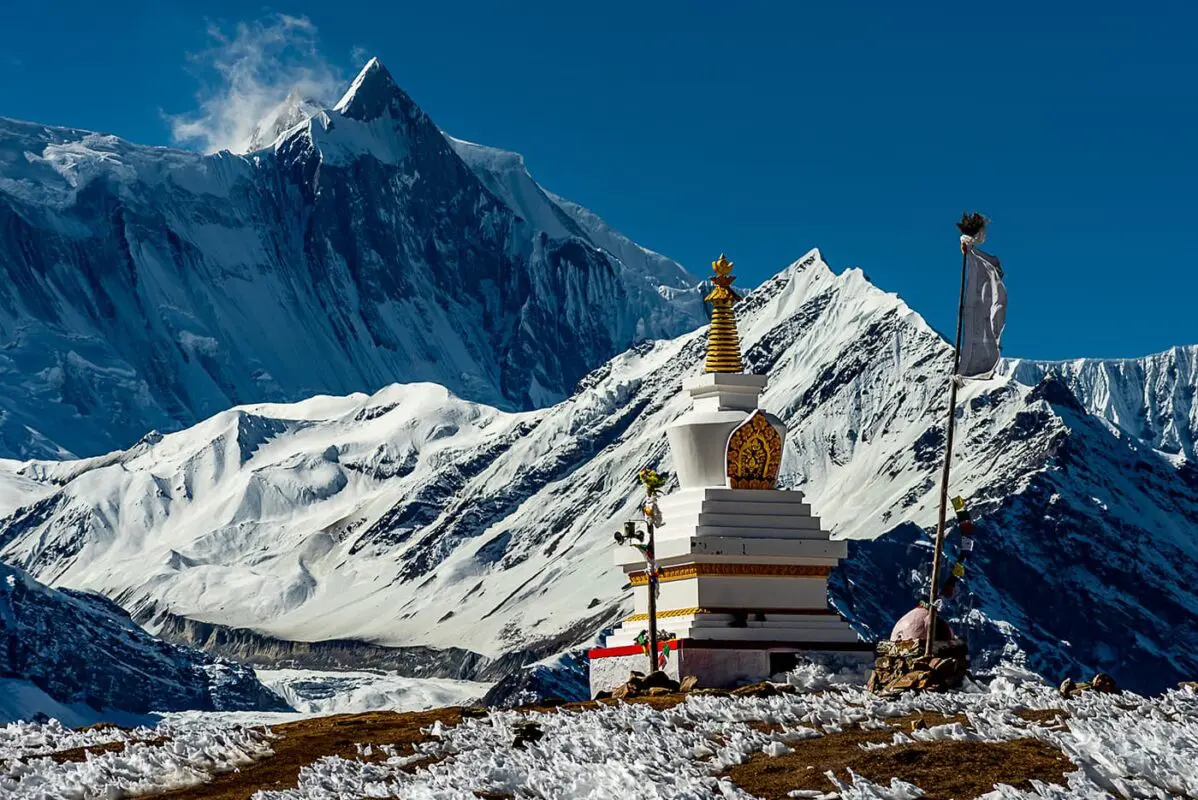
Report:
589,255,868,695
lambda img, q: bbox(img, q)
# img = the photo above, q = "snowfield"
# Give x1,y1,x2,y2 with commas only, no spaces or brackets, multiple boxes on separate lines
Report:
2,668,1195,799
256,669,491,715
2,250,1195,696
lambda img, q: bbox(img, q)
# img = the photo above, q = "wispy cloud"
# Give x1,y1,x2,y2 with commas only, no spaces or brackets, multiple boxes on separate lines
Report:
167,14,348,154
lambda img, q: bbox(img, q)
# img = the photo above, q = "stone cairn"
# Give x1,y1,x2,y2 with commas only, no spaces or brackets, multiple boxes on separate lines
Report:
868,639,970,695
867,606,969,695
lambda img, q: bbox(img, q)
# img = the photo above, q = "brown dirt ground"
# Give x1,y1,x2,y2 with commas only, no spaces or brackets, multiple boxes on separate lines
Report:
725,711,1071,799
133,697,1072,799
148,695,684,799
155,708,463,800
1015,708,1069,727
47,736,169,764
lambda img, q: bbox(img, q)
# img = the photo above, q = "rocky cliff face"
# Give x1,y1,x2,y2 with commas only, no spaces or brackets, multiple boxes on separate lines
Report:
1004,345,1198,461
0,561,288,717
2,250,1195,695
0,58,703,460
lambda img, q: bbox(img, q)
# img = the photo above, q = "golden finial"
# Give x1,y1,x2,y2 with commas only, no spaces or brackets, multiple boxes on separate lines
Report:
703,253,744,373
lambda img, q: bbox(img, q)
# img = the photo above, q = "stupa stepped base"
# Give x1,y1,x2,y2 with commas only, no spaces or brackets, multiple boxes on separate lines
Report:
648,487,841,545
604,610,860,647
588,639,875,698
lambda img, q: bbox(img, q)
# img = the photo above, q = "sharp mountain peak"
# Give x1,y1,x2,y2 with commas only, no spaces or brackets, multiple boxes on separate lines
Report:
332,57,414,122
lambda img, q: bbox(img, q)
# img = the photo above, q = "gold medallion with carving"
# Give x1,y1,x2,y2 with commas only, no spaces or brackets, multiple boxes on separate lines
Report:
726,410,783,489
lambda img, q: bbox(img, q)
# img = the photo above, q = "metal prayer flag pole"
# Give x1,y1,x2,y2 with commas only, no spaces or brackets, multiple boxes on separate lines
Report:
923,212,1002,657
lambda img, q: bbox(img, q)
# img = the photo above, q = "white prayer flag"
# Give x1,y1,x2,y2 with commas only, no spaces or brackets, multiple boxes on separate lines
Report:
958,247,1007,379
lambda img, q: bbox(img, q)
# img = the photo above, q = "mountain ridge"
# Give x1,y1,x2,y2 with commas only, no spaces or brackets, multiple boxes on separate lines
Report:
3,250,1194,694
0,559,289,724
1004,344,1198,461
0,58,705,460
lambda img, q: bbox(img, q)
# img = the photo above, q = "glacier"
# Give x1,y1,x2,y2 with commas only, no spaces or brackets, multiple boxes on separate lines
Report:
0,58,705,460
1,249,1194,696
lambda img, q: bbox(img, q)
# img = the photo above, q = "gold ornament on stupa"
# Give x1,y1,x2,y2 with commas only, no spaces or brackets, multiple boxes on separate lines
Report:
703,254,744,373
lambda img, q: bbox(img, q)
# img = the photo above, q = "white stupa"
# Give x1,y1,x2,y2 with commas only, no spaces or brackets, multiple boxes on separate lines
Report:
589,255,868,694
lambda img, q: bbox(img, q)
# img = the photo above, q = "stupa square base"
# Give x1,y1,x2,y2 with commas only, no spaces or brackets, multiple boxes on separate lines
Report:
587,639,875,698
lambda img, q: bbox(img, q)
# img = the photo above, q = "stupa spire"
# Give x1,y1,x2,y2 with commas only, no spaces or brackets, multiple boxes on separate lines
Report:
703,254,744,373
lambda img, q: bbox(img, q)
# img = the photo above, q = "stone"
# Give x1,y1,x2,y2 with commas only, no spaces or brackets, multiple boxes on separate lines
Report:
646,687,672,696
512,721,544,749
611,683,633,700
886,670,928,693
1060,674,1116,698
679,675,699,693
642,670,680,692
1180,681,1198,692
731,681,781,698
890,606,955,643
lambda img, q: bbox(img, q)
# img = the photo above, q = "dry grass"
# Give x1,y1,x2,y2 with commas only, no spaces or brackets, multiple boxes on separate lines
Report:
45,736,169,764
155,708,462,800
137,697,1075,798
725,711,1071,799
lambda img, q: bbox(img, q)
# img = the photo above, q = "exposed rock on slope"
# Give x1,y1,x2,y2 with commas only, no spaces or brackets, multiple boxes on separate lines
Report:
0,58,703,459
0,561,288,722
1005,345,1198,461
1,251,1195,694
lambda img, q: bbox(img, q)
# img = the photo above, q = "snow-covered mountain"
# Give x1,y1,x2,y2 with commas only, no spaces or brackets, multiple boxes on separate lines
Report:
243,90,324,153
0,58,704,460
2,250,1195,695
1004,345,1198,462
0,560,288,724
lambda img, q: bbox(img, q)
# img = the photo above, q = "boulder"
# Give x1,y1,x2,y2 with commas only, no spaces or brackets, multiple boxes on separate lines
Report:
1060,672,1118,698
642,671,681,692
889,606,955,644
512,721,544,749
731,681,795,698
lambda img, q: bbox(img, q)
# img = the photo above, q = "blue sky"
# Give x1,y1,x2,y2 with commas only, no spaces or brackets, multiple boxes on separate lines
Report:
2,1,1195,359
